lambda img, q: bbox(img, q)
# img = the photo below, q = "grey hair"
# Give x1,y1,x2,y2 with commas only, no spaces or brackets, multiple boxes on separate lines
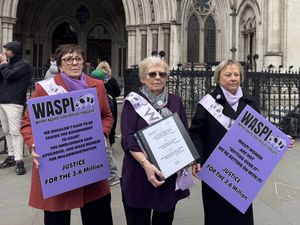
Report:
138,56,170,78
214,59,245,83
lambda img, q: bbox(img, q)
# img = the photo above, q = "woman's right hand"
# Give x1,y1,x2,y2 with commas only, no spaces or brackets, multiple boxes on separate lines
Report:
30,144,40,169
142,160,165,188
192,163,201,178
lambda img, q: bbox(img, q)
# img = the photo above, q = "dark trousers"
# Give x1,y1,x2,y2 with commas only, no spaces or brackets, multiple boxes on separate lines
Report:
44,193,113,225
123,200,175,225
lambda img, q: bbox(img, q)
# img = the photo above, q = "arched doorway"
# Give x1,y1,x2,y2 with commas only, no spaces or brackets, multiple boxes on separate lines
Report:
52,22,78,52
87,25,112,69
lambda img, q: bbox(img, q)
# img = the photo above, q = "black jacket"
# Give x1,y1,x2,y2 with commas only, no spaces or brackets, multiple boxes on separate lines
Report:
89,74,120,144
190,85,258,164
0,44,32,105
104,77,121,111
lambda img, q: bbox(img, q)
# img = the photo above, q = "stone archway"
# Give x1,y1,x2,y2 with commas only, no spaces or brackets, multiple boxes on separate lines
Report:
86,24,112,69
52,23,78,52
7,0,126,78
0,0,18,48
122,0,178,67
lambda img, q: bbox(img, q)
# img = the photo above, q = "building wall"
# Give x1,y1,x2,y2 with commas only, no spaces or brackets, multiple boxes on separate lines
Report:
286,0,300,71
0,0,299,72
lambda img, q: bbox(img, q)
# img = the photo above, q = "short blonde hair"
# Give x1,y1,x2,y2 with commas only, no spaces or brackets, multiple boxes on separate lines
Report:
96,61,112,76
138,56,169,78
214,59,245,83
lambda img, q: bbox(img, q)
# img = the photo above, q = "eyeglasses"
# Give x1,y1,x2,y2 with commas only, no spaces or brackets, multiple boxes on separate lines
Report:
146,71,167,79
62,57,83,65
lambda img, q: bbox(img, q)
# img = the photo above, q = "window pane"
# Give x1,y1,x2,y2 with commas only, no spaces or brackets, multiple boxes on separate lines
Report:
204,16,216,63
187,15,200,63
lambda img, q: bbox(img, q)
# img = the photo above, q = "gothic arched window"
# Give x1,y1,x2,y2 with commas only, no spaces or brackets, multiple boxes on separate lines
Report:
240,7,256,63
187,14,200,63
204,15,216,62
52,23,78,52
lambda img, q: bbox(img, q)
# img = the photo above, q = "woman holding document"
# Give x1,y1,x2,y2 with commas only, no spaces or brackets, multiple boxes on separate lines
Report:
120,56,190,225
189,59,257,225
21,44,113,225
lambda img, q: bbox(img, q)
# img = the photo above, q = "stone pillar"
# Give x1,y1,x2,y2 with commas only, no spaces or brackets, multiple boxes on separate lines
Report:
150,24,159,53
139,25,147,60
169,23,181,69
230,0,237,60
1,17,17,47
0,18,2,48
162,23,171,64
126,25,137,68
264,0,282,67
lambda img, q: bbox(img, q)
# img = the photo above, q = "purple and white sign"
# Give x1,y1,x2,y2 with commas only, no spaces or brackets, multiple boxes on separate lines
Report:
198,105,291,213
28,88,109,199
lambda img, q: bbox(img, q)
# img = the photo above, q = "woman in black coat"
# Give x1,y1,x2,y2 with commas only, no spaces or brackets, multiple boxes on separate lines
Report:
90,61,121,185
189,60,256,225
90,61,121,145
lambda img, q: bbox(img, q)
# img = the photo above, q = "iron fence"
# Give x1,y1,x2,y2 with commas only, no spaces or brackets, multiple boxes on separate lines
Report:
167,68,300,137
30,67,300,137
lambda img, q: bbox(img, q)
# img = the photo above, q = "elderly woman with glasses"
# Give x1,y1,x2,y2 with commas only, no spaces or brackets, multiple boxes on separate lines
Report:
120,56,190,225
21,44,114,225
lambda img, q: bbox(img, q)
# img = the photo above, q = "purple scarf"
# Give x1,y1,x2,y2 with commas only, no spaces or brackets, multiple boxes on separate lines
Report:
60,72,88,91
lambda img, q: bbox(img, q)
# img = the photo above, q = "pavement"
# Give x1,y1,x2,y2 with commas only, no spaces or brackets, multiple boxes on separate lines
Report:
0,106,300,225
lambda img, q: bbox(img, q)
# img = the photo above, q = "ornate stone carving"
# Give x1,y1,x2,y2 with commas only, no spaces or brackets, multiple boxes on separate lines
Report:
192,0,215,16
137,0,144,24
149,0,155,22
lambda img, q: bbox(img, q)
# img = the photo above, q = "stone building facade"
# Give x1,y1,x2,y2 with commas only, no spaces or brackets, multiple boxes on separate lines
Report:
0,0,299,77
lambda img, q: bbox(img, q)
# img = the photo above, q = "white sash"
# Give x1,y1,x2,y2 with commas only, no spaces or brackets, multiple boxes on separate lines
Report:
200,94,234,130
37,78,67,96
125,92,162,125
126,92,193,190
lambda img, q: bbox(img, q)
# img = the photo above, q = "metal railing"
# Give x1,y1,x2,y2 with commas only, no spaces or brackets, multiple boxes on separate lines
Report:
167,68,300,136
31,66,300,136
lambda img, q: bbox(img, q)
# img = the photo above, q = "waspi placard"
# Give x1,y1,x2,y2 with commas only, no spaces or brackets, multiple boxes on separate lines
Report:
28,88,109,199
198,105,291,213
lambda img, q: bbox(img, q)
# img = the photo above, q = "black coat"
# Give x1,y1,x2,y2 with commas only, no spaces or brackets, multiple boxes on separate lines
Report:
104,77,120,144
190,85,258,225
89,74,121,145
104,77,121,115
0,54,32,105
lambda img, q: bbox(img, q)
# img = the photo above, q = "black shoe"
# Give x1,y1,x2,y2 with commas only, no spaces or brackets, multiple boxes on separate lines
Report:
0,156,16,169
15,161,26,175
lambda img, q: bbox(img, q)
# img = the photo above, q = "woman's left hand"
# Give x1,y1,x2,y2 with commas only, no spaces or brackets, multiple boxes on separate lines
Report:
287,135,295,150
142,160,165,188
192,163,201,178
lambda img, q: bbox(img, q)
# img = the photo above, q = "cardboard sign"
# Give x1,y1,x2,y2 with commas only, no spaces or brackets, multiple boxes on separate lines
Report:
199,105,291,213
28,88,109,198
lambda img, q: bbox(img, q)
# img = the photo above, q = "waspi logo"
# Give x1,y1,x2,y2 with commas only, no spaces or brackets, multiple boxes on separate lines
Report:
32,93,96,120
239,110,286,153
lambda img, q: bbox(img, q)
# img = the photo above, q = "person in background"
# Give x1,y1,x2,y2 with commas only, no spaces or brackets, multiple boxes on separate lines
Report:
43,54,55,74
44,56,59,80
21,44,114,225
189,59,295,225
0,41,32,175
91,61,121,186
120,56,190,225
